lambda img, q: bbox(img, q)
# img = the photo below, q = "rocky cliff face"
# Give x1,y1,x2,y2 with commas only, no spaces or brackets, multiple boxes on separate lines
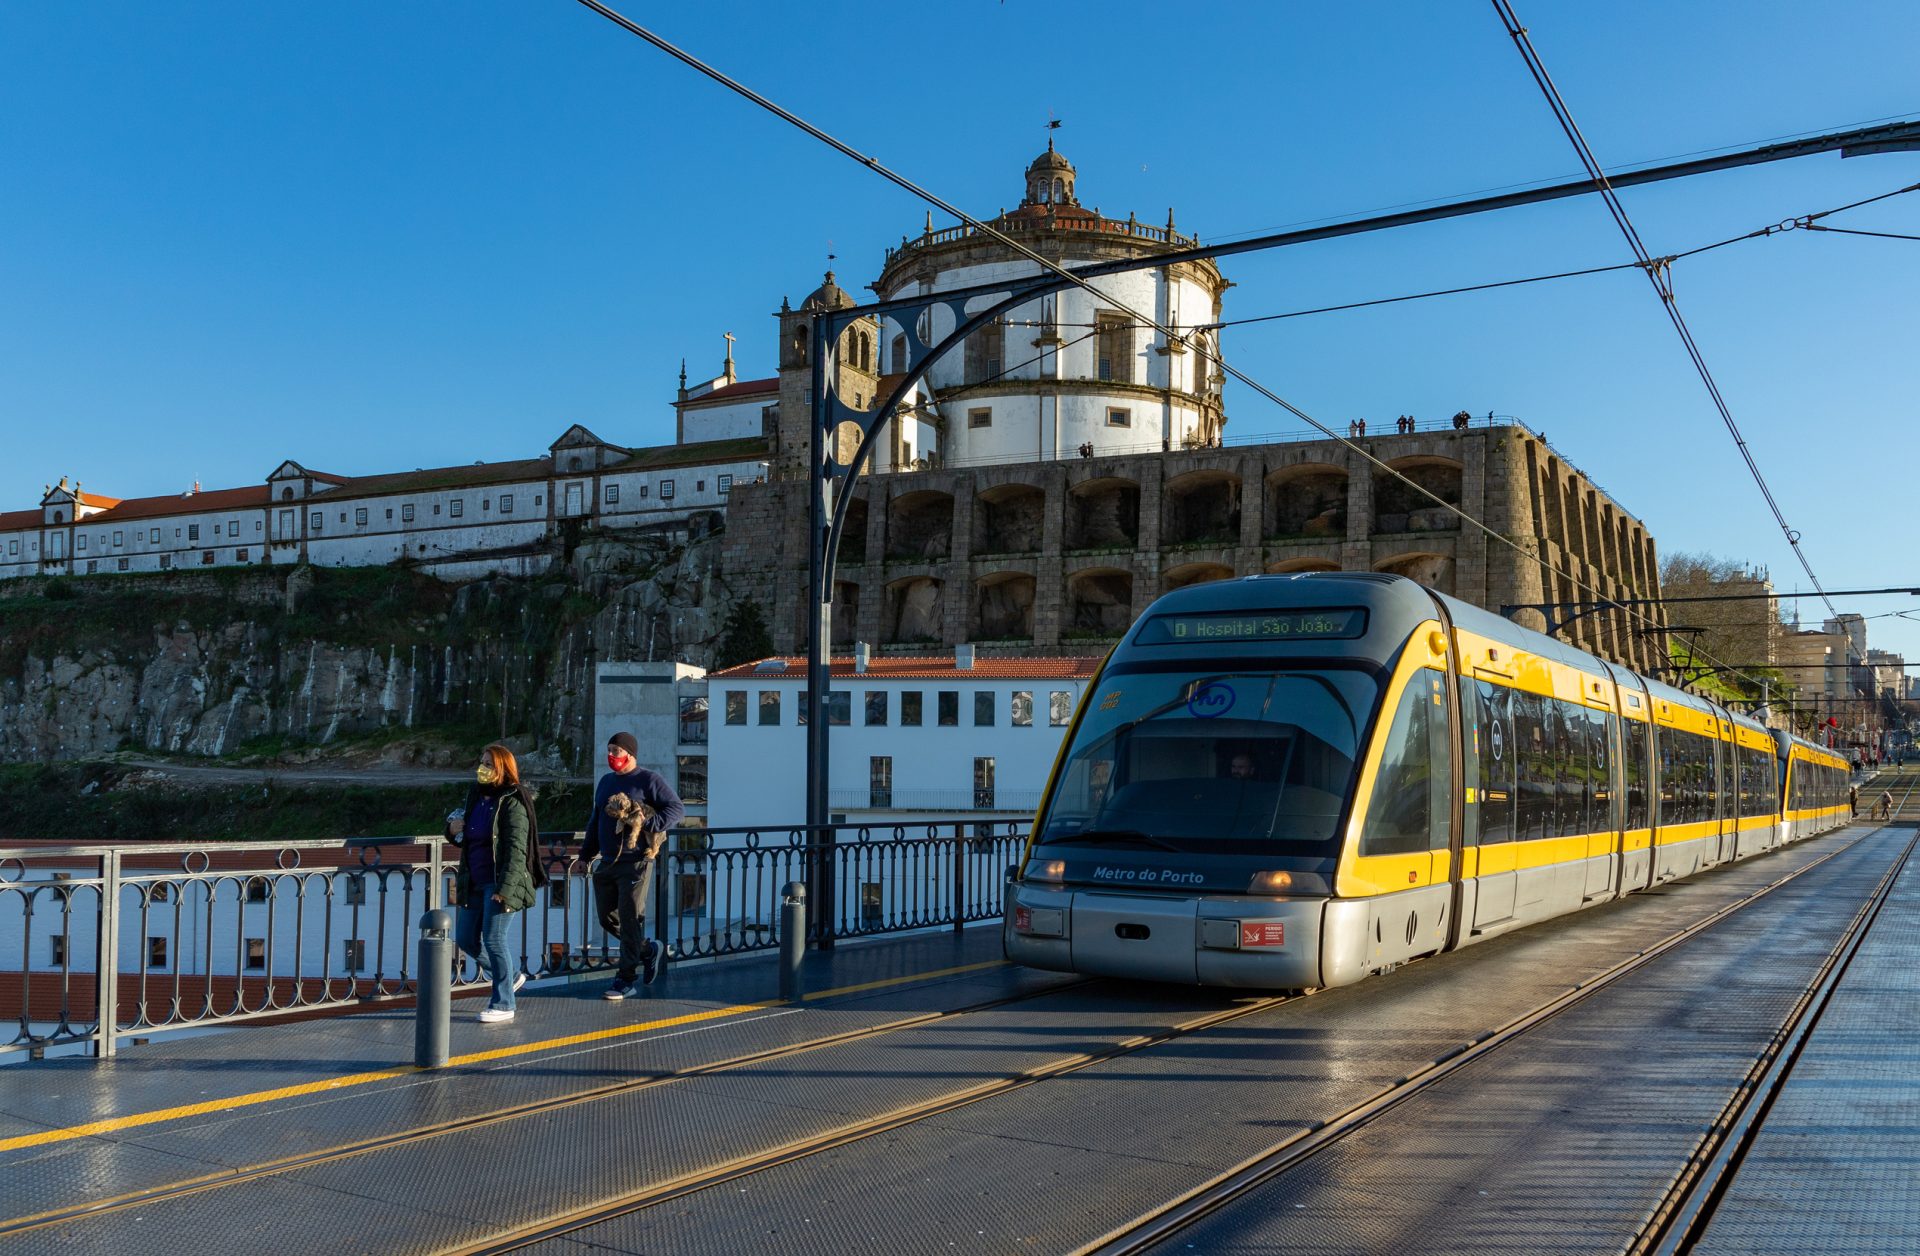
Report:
0,534,737,766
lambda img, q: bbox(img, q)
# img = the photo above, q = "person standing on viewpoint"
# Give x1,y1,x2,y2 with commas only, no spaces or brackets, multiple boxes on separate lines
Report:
447,743,546,1024
586,732,685,999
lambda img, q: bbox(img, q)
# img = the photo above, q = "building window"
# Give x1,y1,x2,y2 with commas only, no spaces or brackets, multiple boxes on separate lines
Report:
482,499,490,512
500,494,513,514
245,876,269,903
973,757,996,809
901,691,923,726
827,692,851,726
309,511,323,531
606,484,620,505
535,496,542,507
870,757,892,808
1096,312,1134,383
861,881,884,927
1106,407,1131,428
112,530,123,546
228,520,240,537
339,512,347,523
150,528,160,543
189,525,200,542
696,480,706,493
255,520,263,531
638,485,650,499
1012,691,1033,727
343,874,366,906
245,938,266,971
548,879,569,909
974,692,994,726
402,503,415,523
676,755,708,804
759,691,781,725
660,479,675,500
147,937,168,969
718,474,732,496
355,508,368,526
85,560,97,573
159,553,170,568
385,509,393,520
49,936,66,966
117,557,130,571
235,549,247,563
724,690,747,725
433,504,441,516
450,499,464,518
938,691,959,726
1050,691,1073,726
678,695,707,744
968,407,992,429
342,940,366,973
201,550,214,565
865,691,888,726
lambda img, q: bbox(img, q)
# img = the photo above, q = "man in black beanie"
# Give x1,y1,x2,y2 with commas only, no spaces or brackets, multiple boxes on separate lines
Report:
584,731,685,998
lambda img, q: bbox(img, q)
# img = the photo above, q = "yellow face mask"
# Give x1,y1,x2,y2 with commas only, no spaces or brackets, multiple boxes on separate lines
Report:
476,763,499,786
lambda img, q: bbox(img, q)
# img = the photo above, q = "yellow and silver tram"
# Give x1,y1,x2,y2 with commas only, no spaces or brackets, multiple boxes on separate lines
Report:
1005,573,1853,989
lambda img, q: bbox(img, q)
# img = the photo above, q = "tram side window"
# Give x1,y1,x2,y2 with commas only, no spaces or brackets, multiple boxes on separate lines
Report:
1474,680,1514,844
1514,691,1553,843
1624,719,1650,830
1360,669,1450,857
1588,709,1615,833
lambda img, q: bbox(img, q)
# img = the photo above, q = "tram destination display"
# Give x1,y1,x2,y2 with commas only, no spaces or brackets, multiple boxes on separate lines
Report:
1136,607,1367,645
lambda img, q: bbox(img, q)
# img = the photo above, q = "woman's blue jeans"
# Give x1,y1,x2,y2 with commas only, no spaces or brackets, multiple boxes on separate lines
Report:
455,882,518,1011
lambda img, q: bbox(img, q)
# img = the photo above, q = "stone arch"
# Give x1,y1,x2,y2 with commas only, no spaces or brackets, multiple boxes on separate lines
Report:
884,576,945,644
1265,556,1340,575
1375,551,1455,595
1372,456,1463,534
839,495,869,564
1067,567,1134,637
1163,469,1241,547
831,580,860,648
886,489,953,561
972,571,1036,641
1264,462,1348,538
1066,477,1139,550
973,482,1046,555
786,320,810,369
1164,561,1235,593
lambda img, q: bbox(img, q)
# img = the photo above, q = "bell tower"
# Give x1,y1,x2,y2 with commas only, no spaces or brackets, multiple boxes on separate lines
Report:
773,271,881,474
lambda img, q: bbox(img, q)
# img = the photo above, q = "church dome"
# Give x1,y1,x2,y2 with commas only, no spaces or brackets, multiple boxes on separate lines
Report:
1022,139,1078,207
801,270,856,311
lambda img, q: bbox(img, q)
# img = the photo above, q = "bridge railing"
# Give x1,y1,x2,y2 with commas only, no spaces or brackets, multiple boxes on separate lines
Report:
0,819,1029,1059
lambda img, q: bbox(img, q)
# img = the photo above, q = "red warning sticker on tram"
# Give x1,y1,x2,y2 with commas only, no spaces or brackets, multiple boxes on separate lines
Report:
1240,921,1285,947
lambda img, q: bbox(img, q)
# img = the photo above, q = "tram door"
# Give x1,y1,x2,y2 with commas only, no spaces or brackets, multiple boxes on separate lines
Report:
1467,679,1517,930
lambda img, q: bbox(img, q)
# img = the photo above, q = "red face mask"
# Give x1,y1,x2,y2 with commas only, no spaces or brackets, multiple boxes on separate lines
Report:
607,750,631,772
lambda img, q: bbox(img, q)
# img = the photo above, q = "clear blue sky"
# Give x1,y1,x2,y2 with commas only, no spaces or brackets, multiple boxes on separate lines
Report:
4,3,1917,659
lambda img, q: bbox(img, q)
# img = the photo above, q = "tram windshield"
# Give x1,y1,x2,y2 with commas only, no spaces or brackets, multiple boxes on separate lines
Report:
1037,669,1378,856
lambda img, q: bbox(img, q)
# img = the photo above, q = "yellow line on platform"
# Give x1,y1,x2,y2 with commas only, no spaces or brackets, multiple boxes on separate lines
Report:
0,958,1010,1154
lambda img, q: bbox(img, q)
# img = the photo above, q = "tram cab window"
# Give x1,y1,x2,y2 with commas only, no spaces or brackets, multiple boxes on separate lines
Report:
1359,669,1451,857
1035,669,1377,857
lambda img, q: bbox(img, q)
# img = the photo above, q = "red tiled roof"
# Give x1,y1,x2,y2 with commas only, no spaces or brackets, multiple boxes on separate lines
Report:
74,491,123,510
0,509,40,531
677,377,778,407
90,485,273,522
319,458,553,500
709,655,1103,681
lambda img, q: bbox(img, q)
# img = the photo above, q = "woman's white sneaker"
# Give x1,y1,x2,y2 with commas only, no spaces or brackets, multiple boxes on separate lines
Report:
478,1007,515,1023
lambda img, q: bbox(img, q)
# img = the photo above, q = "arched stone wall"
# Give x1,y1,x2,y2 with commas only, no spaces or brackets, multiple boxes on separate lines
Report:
1066,477,1140,550
1164,561,1234,593
973,483,1047,556
1067,567,1134,637
884,576,945,644
886,490,954,561
973,572,1037,640
1265,463,1348,538
1265,556,1340,575
1375,551,1454,595
1164,470,1241,546
1373,457,1463,534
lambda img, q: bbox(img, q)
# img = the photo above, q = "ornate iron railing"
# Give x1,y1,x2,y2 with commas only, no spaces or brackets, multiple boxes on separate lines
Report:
0,819,1028,1059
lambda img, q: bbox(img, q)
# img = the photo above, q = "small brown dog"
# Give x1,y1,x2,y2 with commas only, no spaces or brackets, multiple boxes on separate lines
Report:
604,793,661,859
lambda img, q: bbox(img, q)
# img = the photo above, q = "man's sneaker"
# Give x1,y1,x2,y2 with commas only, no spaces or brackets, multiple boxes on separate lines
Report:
512,972,527,994
478,1007,515,1024
603,979,636,1001
641,940,663,986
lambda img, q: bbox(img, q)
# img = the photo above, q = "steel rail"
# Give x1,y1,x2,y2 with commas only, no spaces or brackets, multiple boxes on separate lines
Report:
0,975,1094,1240
1641,771,1920,1255
1077,811,1903,1255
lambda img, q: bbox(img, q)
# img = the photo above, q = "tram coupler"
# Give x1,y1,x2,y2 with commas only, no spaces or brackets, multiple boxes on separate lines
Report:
415,908,453,1068
780,882,807,1002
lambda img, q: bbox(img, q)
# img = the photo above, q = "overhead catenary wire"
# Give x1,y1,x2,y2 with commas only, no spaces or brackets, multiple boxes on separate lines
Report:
570,0,1793,696
1491,0,1844,636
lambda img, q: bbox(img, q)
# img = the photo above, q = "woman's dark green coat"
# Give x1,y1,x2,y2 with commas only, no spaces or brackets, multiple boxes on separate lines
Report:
451,787,540,912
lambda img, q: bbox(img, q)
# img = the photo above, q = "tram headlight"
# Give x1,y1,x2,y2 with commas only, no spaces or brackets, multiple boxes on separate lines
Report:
1248,869,1294,894
1024,859,1066,885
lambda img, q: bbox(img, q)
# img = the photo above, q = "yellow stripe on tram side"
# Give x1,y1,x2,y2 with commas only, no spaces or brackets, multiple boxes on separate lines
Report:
0,958,1011,1153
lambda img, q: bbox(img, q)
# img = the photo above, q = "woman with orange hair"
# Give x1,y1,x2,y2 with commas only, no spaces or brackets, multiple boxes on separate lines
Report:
446,743,545,1023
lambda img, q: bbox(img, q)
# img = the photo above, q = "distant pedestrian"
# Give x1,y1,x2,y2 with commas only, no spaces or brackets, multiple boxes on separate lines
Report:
1356,418,1367,437
586,732,685,999
448,743,546,1024
1849,784,1859,817
1878,790,1894,822
1453,410,1471,431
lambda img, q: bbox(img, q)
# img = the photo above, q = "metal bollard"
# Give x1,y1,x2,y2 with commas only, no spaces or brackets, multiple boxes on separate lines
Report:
779,882,807,1003
415,908,453,1068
